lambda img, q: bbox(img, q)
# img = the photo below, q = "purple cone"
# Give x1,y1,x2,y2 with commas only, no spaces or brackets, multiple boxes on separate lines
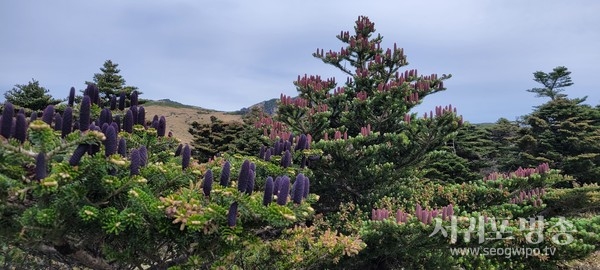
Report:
276,176,290,205
130,149,141,176
227,202,238,227
104,125,117,157
238,160,251,193
35,152,47,180
292,173,305,204
1,102,14,138
123,109,133,133
79,96,91,132
220,161,231,186
61,107,73,138
118,138,127,157
181,144,191,170
14,113,27,143
68,87,76,107
157,116,166,137
203,169,213,196
41,105,55,125
69,144,88,166
263,176,274,206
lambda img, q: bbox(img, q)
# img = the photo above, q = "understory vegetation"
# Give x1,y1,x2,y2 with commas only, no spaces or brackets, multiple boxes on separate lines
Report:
1,16,599,269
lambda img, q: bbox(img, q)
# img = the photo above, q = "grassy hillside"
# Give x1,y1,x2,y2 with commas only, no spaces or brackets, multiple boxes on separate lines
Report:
143,100,243,144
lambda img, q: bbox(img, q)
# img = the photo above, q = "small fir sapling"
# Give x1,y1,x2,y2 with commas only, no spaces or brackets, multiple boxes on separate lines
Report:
292,173,305,204
123,110,134,133
157,116,167,137
174,144,183,157
181,144,191,170
61,107,73,138
276,176,290,205
119,91,126,111
68,87,76,107
227,202,238,227
35,152,47,180
118,138,127,157
138,146,147,167
263,176,274,206
238,160,252,193
104,125,117,157
203,169,213,196
14,113,27,143
1,101,14,138
130,148,141,176
220,161,231,186
79,96,91,132
41,105,55,125
53,113,62,131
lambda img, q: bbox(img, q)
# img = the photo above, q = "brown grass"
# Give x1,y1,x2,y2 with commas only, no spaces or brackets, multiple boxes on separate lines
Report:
143,105,243,144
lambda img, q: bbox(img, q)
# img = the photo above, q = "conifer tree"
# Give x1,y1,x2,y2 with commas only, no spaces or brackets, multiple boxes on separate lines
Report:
4,79,62,111
87,60,139,105
519,97,600,183
526,66,573,100
256,16,463,210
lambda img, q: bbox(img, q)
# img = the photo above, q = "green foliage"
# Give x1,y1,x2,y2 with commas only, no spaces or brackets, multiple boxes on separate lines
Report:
527,66,573,100
3,79,62,111
256,16,462,212
0,88,360,269
519,97,600,183
330,169,600,269
189,116,269,162
86,60,140,105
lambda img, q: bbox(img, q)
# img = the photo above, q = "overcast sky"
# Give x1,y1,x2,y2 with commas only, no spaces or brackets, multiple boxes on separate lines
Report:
1,1,598,123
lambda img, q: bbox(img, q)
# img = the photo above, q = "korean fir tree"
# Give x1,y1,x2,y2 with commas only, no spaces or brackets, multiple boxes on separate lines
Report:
0,85,361,269
256,16,463,211
519,67,600,184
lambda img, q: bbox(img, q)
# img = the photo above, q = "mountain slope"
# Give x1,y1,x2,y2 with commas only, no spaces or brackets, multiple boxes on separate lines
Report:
143,101,243,144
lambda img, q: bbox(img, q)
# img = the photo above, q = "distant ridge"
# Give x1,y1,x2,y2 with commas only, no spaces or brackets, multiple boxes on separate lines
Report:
234,98,280,116
144,99,211,111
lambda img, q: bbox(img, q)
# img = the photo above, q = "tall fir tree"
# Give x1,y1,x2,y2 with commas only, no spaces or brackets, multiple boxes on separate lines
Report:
526,66,573,100
87,60,139,105
519,97,600,183
257,16,463,211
